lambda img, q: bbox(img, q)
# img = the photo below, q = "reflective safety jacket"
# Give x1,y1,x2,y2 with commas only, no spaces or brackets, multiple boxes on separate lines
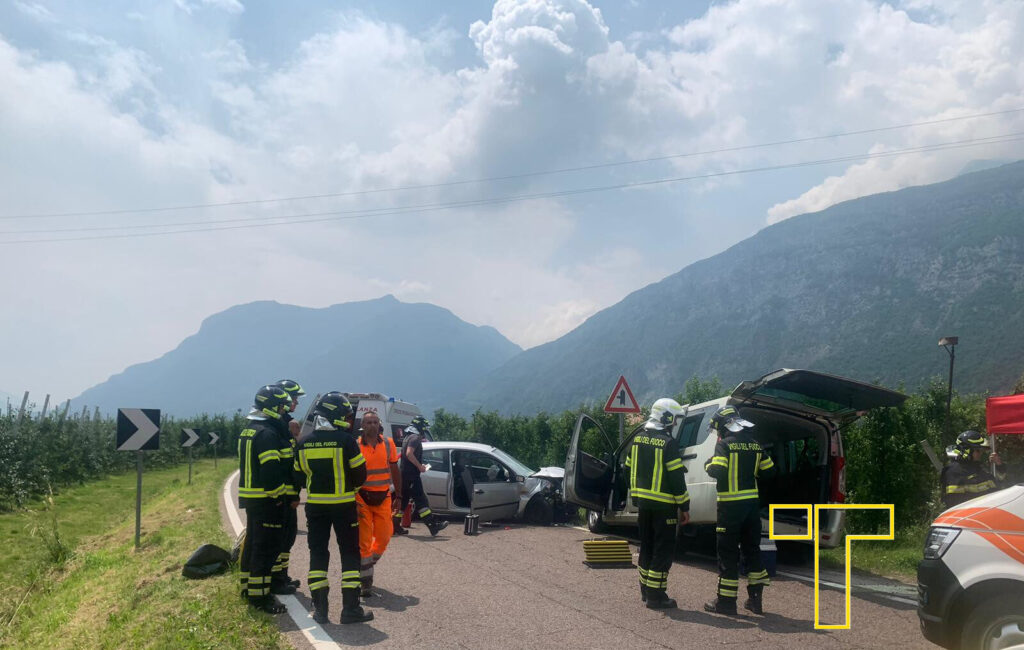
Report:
941,460,1000,509
294,421,367,506
626,426,690,510
238,417,290,508
358,435,399,492
704,431,776,504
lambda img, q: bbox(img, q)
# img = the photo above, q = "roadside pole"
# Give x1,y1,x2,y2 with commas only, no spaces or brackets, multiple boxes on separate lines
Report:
135,451,143,548
208,431,221,469
618,413,624,444
181,428,200,485
188,447,193,485
116,408,161,550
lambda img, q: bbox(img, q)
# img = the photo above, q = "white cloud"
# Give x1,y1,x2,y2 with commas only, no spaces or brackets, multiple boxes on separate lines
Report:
1,0,1022,399
14,1,55,22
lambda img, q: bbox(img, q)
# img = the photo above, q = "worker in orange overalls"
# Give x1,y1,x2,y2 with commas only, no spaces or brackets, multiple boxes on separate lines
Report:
356,410,402,598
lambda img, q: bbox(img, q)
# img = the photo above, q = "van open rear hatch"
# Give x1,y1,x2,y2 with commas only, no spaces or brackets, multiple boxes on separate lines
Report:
729,369,907,542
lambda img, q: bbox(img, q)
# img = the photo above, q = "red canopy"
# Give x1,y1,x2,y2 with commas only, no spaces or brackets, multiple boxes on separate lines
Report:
986,394,1024,435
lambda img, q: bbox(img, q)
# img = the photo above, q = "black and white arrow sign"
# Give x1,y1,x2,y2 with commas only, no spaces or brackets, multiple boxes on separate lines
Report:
116,408,161,451
181,428,200,448
208,431,220,445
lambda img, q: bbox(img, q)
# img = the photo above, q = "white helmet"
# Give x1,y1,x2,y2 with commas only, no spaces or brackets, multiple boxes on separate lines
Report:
646,397,685,431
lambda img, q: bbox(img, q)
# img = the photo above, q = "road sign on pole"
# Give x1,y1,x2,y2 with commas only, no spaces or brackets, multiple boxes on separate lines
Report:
116,408,161,451
208,431,220,469
182,428,200,485
603,376,640,414
116,408,160,548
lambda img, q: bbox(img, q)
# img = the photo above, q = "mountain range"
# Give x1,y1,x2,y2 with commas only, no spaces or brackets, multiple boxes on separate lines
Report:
74,161,1024,417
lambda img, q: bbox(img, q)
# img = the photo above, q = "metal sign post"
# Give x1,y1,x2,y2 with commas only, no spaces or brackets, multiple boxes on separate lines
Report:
181,428,200,485
208,431,220,469
117,408,161,549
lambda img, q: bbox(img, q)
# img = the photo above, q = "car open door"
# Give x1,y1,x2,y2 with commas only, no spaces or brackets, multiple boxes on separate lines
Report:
730,369,907,424
563,414,616,512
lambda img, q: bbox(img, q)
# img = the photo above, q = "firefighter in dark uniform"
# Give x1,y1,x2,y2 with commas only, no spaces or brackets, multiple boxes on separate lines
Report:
294,392,374,624
627,397,690,609
399,416,449,537
238,384,292,614
941,430,1003,509
704,406,776,616
270,379,305,594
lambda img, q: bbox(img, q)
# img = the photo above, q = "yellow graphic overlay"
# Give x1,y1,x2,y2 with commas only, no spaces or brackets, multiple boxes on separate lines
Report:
768,503,895,630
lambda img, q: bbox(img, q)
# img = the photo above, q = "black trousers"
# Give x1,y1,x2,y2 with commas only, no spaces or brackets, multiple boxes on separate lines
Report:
272,501,298,582
305,503,361,594
715,499,769,601
637,507,677,597
400,473,432,520
240,500,283,602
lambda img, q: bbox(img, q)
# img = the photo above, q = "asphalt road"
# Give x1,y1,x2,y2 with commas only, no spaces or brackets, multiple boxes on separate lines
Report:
223,472,929,650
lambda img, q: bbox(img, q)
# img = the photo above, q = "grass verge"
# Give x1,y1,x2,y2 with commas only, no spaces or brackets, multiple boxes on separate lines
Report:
818,524,928,580
0,459,287,649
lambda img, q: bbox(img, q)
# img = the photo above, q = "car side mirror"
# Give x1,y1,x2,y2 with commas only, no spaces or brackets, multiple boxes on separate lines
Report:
515,474,524,483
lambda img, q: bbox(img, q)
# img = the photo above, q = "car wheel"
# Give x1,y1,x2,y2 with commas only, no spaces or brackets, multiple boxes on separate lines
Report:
587,509,609,534
524,496,554,526
960,595,1024,650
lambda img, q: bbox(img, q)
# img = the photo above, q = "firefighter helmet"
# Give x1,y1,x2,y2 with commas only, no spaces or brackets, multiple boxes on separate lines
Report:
954,430,989,459
647,398,685,430
410,415,430,433
275,379,306,396
314,392,354,429
254,384,291,418
710,405,755,434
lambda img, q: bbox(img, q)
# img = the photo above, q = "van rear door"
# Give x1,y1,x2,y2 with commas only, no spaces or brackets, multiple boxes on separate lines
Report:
564,414,616,513
730,369,906,423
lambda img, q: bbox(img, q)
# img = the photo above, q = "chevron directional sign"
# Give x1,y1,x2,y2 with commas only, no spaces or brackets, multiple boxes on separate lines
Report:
116,408,161,451
208,431,220,445
181,428,200,448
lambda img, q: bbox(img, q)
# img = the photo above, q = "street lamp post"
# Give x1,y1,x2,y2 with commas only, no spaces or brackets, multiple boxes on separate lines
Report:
939,336,959,442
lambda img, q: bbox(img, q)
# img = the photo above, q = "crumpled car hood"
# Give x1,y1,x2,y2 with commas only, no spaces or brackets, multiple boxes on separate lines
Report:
530,467,565,480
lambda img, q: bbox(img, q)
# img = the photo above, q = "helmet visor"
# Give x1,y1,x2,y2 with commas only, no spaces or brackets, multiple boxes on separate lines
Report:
723,416,755,433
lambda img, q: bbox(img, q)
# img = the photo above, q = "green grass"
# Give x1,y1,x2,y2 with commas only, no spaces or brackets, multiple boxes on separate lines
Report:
0,459,287,649
819,524,928,580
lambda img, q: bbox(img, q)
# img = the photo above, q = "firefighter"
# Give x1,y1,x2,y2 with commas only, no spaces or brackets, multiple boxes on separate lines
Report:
270,379,305,594
941,430,1003,509
238,384,292,614
398,416,449,537
703,406,776,616
294,391,374,624
627,397,690,609
356,410,402,597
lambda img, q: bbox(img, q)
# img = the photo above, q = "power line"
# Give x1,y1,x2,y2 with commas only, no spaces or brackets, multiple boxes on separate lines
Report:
2,106,1023,221
3,132,1021,245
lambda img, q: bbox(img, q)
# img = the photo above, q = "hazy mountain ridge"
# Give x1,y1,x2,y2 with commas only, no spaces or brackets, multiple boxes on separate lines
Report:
75,295,522,417
462,161,1024,414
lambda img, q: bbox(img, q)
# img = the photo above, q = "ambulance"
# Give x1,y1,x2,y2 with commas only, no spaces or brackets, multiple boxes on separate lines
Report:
917,484,1024,649
347,392,429,447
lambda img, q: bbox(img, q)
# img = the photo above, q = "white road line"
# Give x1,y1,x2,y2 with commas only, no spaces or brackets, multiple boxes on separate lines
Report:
223,470,344,650
775,569,918,606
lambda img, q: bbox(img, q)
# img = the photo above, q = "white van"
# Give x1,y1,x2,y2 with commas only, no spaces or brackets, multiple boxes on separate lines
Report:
347,392,428,447
563,369,906,548
917,484,1024,649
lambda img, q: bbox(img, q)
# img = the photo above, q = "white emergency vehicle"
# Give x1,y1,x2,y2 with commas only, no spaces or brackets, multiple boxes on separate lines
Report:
918,484,1024,650
347,392,429,446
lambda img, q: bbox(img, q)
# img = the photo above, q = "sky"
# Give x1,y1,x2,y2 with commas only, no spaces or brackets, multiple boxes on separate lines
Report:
1,0,1023,404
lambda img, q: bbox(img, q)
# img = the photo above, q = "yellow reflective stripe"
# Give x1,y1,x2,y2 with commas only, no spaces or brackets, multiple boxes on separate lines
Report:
675,492,690,505
707,457,728,468
754,452,761,477
630,445,638,490
306,494,357,504
665,458,684,471
244,439,253,489
258,449,281,464
717,489,759,502
630,488,678,504
947,481,997,494
303,448,337,460
341,570,360,580
653,448,663,493
728,452,738,493
719,579,739,586
349,453,366,469
759,456,775,470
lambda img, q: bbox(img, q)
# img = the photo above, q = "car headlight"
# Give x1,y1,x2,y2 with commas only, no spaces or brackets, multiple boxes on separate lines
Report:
923,526,960,559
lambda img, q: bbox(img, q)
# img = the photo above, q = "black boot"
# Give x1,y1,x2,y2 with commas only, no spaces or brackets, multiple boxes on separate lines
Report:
270,576,297,595
704,598,738,615
426,515,449,537
640,583,648,602
250,595,287,614
360,577,375,599
744,586,764,615
392,515,409,535
645,588,677,610
311,587,329,625
340,588,374,624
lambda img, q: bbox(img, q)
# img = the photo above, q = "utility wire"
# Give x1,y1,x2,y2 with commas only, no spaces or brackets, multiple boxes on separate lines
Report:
3,132,1021,245
2,106,1022,221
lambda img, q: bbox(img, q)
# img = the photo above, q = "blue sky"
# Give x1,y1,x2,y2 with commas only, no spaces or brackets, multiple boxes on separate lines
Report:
1,0,1022,403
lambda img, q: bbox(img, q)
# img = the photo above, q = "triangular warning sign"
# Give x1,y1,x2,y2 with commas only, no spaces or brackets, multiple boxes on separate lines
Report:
604,376,640,414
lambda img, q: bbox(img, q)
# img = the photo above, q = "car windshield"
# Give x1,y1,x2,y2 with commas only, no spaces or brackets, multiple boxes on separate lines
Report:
490,448,535,477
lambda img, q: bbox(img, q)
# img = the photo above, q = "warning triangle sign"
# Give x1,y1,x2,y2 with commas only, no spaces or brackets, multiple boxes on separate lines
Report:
604,375,640,414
